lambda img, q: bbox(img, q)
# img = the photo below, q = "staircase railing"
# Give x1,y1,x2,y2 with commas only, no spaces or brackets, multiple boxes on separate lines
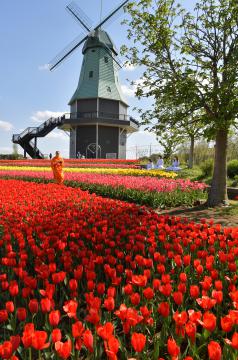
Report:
12,116,65,159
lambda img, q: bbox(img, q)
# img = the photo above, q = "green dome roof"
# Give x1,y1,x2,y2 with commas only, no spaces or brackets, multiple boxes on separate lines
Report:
82,29,118,56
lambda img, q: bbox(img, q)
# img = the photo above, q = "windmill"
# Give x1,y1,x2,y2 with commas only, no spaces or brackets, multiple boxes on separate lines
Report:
49,0,138,159
12,0,138,159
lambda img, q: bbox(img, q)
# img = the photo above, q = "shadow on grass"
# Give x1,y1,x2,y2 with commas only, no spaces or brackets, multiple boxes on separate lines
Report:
158,201,238,227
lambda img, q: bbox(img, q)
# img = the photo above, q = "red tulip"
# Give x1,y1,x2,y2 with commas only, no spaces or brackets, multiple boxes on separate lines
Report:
55,340,72,359
22,323,35,348
198,312,216,332
72,321,84,338
225,332,238,350
0,309,8,323
5,301,14,313
17,308,27,321
9,281,19,297
158,302,170,317
97,282,106,295
32,331,50,350
28,299,39,314
82,329,94,353
104,297,115,311
196,296,216,310
208,341,222,360
63,300,78,318
41,298,51,313
85,308,100,324
143,287,154,300
107,287,116,298
130,292,141,306
105,335,119,358
69,279,78,291
185,321,196,343
97,322,114,340
10,335,20,352
49,310,61,327
173,291,183,305
221,315,233,332
131,275,147,287
131,332,146,353
0,341,13,359
124,284,133,295
167,337,180,357
52,271,66,284
190,285,199,298
52,328,62,343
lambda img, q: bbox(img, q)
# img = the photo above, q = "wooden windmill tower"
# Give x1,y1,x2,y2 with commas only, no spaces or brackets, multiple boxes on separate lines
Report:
49,0,138,159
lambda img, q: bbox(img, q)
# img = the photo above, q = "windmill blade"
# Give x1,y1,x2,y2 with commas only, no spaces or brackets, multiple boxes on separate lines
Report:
49,33,88,71
94,0,129,31
66,2,93,33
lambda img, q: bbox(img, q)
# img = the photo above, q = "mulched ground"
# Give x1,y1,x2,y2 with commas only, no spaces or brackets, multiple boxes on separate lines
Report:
157,204,238,228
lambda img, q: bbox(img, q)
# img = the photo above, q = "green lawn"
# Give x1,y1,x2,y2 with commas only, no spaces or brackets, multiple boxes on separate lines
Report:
214,200,238,216
179,166,238,188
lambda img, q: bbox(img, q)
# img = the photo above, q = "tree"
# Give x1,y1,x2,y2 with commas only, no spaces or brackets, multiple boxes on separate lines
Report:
122,0,238,206
153,112,203,168
157,128,182,161
12,144,19,160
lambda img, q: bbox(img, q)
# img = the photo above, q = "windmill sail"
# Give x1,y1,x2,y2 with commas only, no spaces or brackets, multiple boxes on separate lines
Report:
49,0,129,71
66,2,92,32
94,0,129,31
49,33,88,70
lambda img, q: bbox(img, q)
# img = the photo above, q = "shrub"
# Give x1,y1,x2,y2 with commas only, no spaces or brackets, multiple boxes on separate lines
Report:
227,159,238,178
200,159,214,177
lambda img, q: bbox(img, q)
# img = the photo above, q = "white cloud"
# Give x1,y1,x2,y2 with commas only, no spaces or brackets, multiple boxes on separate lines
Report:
38,64,50,71
0,120,14,132
123,63,137,72
121,78,149,98
127,131,162,159
121,84,135,97
0,146,13,153
45,129,69,141
31,110,65,123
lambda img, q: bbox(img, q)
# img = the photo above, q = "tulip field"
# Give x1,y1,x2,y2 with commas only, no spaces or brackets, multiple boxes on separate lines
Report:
0,160,237,359
0,159,206,208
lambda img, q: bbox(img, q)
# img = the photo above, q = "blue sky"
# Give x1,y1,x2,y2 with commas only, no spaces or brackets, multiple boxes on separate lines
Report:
0,0,191,158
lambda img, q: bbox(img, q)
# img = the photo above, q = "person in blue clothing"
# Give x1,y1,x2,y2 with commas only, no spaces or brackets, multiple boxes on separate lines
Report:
146,158,154,170
155,155,164,169
166,156,181,171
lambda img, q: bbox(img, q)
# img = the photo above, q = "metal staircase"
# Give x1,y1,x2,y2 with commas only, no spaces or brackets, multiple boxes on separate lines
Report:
12,116,65,158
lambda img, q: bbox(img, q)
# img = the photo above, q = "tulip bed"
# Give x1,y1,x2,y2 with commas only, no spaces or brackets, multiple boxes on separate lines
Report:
0,160,140,169
0,165,176,178
0,169,206,208
0,159,139,166
0,179,238,360
0,159,206,208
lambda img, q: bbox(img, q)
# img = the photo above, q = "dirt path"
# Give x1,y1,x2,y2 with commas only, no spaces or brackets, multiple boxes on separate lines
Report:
157,204,238,228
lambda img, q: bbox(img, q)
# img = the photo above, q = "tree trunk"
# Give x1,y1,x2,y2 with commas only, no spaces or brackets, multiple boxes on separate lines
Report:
207,128,228,207
188,134,194,168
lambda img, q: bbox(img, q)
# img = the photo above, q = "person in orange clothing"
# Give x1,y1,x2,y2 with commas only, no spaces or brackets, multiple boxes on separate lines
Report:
51,151,64,185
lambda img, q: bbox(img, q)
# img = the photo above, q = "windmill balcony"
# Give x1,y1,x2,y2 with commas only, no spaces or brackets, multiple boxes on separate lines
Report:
63,112,139,130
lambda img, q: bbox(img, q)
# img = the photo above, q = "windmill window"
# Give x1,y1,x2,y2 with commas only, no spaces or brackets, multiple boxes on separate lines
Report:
92,49,95,52
89,71,93,78
107,86,111,93
104,56,109,63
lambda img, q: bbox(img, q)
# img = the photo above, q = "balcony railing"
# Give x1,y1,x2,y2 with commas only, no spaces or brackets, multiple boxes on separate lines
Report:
64,112,139,126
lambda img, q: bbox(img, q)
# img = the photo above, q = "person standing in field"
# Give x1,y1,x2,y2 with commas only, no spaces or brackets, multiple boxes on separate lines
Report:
51,151,64,185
